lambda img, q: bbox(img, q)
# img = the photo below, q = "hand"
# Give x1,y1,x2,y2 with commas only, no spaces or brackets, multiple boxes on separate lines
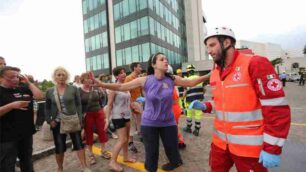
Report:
50,121,57,128
104,119,109,131
258,150,281,168
189,100,207,110
11,101,30,110
136,97,145,104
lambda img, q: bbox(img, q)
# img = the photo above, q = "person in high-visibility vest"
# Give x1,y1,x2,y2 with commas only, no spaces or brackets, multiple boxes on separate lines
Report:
190,26,291,171
175,69,185,114
183,64,205,136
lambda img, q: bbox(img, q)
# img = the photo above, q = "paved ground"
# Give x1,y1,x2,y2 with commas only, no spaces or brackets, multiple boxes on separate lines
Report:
31,82,306,172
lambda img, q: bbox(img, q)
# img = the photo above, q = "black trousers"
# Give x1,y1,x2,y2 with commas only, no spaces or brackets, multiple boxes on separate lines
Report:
17,136,34,172
141,125,182,172
0,141,17,172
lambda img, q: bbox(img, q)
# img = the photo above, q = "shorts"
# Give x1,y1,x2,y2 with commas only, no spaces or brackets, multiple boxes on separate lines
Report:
112,118,130,130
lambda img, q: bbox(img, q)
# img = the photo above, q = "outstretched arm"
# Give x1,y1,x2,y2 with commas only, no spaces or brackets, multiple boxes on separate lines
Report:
174,73,210,87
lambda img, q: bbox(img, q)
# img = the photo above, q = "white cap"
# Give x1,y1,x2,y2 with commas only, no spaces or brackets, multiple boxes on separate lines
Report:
204,26,236,44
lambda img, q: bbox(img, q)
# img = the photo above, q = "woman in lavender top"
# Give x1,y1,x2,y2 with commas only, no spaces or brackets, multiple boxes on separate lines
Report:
91,53,208,172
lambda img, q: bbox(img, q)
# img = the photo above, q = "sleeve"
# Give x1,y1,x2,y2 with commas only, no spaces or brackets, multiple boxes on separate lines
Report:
249,56,291,155
44,89,52,123
74,86,83,120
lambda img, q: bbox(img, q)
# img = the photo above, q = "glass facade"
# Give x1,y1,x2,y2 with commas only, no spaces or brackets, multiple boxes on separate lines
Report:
82,0,187,74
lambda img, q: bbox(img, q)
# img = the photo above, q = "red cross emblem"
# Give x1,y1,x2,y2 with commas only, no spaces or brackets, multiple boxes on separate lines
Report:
232,72,241,82
267,79,282,91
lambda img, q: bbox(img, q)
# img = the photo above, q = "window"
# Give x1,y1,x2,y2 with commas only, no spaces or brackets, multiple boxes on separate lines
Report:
93,56,97,70
114,4,120,21
156,22,161,39
91,36,96,50
97,55,102,70
150,43,156,54
103,53,109,68
160,1,164,18
123,0,129,17
140,17,149,36
99,0,105,6
149,17,154,35
139,0,147,10
101,11,106,26
85,38,89,52
142,43,150,61
94,14,99,29
132,45,139,62
102,32,108,47
115,27,121,43
124,23,130,41
86,58,90,71
95,35,100,49
129,0,136,14
99,34,103,48
130,21,138,39
125,47,132,65
116,50,123,66
148,0,153,10
88,0,93,11
90,17,95,31
82,0,87,14
83,20,88,33
93,0,98,9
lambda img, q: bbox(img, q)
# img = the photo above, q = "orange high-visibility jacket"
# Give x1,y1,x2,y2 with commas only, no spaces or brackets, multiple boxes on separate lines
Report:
210,53,263,158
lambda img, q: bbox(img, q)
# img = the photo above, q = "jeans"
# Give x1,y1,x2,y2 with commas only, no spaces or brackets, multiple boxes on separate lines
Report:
0,141,17,172
141,125,182,172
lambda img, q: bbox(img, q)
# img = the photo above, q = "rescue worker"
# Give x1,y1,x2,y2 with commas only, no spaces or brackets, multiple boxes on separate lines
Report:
183,64,204,136
190,26,291,171
175,69,185,114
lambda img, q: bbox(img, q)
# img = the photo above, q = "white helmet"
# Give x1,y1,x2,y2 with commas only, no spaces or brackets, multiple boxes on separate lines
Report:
167,65,173,74
204,26,236,44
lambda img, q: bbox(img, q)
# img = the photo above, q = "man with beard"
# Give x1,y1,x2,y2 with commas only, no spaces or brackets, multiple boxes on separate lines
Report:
189,27,291,171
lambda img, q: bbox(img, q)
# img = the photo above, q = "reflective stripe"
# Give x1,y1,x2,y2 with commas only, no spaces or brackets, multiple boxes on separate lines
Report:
225,83,249,88
263,133,286,147
214,130,263,146
186,92,204,97
260,97,288,106
215,109,263,122
232,124,262,129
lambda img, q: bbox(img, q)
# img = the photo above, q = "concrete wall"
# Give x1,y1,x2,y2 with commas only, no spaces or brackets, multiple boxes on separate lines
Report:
184,0,208,61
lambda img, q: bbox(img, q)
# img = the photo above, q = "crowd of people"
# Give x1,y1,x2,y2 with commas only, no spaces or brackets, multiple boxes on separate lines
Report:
0,26,292,172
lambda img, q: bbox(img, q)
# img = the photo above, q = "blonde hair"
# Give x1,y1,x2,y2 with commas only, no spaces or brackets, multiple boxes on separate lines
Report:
52,66,70,84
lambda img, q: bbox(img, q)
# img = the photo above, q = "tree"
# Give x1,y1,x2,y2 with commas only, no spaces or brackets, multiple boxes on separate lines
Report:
270,57,283,67
39,79,54,92
304,45,306,55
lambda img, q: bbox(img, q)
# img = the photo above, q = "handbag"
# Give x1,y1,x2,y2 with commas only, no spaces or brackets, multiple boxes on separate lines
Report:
54,87,81,134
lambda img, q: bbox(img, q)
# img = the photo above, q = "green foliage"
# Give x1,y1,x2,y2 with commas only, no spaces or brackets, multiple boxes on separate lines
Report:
270,57,283,67
39,79,54,92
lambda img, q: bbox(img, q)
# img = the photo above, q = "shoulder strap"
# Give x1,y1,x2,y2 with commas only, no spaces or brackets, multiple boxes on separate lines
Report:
53,87,62,113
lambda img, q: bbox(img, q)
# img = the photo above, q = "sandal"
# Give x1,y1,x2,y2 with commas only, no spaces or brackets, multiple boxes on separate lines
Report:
101,150,112,159
89,154,96,165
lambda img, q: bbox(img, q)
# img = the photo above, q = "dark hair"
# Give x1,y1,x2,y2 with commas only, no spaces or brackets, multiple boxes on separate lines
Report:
146,52,174,80
0,66,20,77
112,66,125,77
130,62,140,72
0,56,4,60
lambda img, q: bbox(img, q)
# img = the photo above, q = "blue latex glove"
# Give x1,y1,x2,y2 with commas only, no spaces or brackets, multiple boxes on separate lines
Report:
136,96,145,104
258,150,281,168
188,100,206,111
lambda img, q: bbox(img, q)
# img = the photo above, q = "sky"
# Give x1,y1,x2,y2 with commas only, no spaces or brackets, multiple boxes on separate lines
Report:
0,0,305,81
